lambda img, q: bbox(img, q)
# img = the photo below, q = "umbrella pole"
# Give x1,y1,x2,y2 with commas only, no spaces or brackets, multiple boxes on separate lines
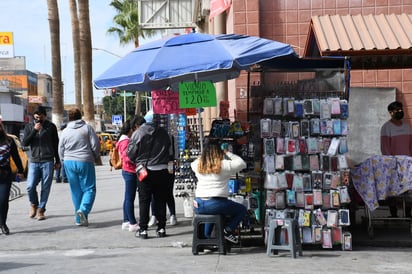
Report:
197,107,204,153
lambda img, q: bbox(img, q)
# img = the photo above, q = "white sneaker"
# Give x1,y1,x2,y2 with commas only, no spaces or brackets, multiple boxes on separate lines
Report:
128,223,139,232
169,215,177,226
121,222,130,231
148,215,157,227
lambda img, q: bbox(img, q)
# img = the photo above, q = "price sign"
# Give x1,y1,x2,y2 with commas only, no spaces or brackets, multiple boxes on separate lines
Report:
152,90,183,114
179,81,217,108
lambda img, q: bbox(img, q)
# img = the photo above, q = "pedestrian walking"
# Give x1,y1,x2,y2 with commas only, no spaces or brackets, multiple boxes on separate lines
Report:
22,106,60,221
0,123,24,235
58,108,100,226
54,123,68,183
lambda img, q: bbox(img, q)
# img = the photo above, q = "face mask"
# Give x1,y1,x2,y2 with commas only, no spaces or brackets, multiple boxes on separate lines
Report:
394,111,404,120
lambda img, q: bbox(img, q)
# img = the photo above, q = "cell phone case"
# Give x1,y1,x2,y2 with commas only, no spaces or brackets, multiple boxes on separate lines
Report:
300,119,310,137
264,155,276,173
274,97,283,115
303,99,314,115
322,229,333,248
314,208,327,226
292,173,304,192
286,189,296,206
338,209,350,226
323,172,333,190
275,154,285,170
304,193,314,210
263,97,274,115
340,100,349,119
294,100,304,118
313,189,323,206
264,138,275,156
293,155,303,171
326,210,338,227
260,119,272,138
272,120,282,137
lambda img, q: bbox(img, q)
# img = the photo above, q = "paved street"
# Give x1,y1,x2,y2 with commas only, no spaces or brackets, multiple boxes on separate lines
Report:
1,156,412,273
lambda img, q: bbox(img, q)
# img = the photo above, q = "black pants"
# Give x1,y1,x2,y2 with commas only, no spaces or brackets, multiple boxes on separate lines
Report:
150,174,176,216
137,169,173,231
0,181,12,226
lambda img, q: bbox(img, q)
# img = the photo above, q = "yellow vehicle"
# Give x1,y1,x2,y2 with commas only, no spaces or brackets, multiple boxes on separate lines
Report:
100,133,116,152
8,134,28,177
97,134,108,155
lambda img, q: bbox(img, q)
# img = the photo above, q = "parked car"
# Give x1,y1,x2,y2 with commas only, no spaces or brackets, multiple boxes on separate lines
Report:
100,132,116,152
97,134,108,155
8,134,28,177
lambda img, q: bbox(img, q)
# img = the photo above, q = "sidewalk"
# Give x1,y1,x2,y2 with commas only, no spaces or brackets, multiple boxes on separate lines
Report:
1,156,412,273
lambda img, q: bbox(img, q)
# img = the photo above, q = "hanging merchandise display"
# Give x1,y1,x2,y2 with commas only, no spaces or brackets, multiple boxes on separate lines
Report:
248,60,352,251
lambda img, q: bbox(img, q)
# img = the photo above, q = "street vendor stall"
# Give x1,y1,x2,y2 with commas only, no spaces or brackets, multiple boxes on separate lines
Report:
351,155,412,238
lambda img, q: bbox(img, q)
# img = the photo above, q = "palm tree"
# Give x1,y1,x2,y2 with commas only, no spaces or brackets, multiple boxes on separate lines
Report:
69,0,82,110
78,0,94,124
46,0,64,128
107,0,157,115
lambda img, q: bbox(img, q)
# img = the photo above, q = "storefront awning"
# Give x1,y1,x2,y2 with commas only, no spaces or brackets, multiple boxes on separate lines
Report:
304,14,412,69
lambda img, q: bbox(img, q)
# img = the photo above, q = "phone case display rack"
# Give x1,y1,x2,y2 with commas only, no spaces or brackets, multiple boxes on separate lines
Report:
208,119,265,233
250,80,352,250
150,113,198,199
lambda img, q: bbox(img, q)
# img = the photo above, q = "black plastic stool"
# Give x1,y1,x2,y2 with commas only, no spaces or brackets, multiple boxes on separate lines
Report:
192,214,227,255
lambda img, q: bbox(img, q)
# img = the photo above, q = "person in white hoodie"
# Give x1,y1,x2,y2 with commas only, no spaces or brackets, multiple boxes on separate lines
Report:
191,142,247,244
58,108,100,227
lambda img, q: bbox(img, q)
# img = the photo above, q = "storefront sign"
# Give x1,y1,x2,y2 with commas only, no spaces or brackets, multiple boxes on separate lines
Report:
0,32,14,58
179,81,217,108
28,96,44,103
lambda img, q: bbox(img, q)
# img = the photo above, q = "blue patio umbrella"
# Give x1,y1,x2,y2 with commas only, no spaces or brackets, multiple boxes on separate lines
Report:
93,33,296,91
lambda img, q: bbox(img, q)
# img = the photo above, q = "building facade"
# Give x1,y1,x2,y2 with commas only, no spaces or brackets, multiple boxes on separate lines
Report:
219,0,412,126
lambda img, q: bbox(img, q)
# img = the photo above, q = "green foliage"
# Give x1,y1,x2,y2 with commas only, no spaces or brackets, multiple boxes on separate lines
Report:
102,94,147,121
107,0,156,46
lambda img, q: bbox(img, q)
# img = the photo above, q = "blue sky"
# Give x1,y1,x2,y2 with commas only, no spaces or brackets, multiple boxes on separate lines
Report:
0,0,158,104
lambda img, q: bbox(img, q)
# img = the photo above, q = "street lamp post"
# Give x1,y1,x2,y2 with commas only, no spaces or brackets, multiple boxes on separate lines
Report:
92,47,127,123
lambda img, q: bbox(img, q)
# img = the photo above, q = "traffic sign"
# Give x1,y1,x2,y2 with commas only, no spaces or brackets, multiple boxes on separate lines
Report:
112,115,123,126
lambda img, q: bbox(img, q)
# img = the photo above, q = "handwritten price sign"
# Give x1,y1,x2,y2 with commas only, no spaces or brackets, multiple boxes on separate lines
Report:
152,90,184,114
179,81,217,108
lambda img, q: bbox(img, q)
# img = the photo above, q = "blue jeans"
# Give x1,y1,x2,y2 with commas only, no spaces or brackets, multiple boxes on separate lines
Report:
122,170,138,225
26,161,55,210
54,160,67,181
64,160,96,223
194,197,247,237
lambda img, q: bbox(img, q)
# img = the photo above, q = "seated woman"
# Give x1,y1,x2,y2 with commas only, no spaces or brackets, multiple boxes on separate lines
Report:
190,142,247,244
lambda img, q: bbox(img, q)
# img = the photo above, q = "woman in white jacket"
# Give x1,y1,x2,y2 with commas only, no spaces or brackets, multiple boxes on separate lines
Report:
191,142,247,244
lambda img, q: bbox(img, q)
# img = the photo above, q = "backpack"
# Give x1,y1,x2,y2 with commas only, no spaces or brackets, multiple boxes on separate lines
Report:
0,142,11,169
109,146,122,171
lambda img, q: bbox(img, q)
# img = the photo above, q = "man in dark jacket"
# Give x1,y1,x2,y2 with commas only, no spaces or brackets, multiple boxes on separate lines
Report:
127,110,174,239
22,106,60,220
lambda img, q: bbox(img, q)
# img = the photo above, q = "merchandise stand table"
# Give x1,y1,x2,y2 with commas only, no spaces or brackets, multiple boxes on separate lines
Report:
351,155,412,238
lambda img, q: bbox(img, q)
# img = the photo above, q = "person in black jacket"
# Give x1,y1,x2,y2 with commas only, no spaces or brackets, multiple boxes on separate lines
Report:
127,111,174,239
0,123,24,235
22,106,60,221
